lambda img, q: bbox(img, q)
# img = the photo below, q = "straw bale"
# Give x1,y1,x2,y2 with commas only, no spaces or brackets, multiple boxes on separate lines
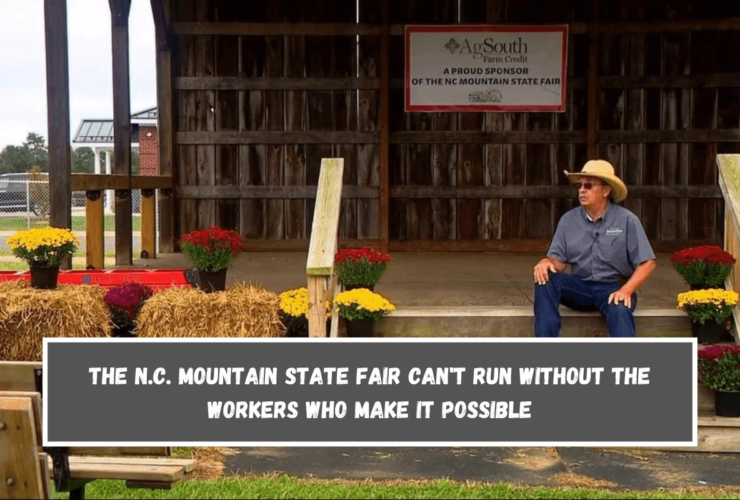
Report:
137,283,283,337
0,281,111,361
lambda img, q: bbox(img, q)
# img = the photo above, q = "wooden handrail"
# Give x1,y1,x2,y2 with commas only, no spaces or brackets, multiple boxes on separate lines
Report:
716,154,740,345
77,175,171,269
306,158,344,338
71,174,172,191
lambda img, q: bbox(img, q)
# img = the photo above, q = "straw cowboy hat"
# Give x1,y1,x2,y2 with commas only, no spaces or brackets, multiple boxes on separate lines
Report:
563,159,628,203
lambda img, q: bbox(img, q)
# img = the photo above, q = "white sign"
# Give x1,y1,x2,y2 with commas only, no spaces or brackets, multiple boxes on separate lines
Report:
405,25,568,112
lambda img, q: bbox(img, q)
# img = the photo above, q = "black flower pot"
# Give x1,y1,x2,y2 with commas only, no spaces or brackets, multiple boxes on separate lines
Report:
689,284,713,291
691,321,730,344
345,318,375,337
344,284,375,292
112,324,136,337
198,268,227,293
30,264,59,290
715,390,740,417
284,319,331,337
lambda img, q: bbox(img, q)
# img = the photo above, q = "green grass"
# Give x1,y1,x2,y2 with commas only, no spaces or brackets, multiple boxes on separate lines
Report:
0,215,141,232
51,476,740,499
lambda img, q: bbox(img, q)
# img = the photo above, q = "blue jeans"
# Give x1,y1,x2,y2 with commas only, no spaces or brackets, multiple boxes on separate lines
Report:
534,273,637,337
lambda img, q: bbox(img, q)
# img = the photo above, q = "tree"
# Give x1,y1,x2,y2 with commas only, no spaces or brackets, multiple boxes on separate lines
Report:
72,147,95,173
0,133,49,174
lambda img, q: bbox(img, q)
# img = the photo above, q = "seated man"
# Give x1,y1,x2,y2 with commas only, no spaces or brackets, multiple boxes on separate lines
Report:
533,159,657,337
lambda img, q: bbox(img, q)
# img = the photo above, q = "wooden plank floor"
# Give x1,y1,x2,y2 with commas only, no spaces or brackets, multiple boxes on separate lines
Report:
133,251,687,309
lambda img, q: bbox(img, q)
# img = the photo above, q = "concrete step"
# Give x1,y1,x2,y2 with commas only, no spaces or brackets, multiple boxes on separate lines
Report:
377,306,691,337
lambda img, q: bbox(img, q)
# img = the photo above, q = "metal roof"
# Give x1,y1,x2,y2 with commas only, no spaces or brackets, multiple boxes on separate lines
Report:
72,107,157,144
131,107,157,120
73,120,115,143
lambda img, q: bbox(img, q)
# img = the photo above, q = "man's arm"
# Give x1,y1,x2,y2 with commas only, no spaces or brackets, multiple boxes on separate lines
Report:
534,256,567,285
608,259,658,308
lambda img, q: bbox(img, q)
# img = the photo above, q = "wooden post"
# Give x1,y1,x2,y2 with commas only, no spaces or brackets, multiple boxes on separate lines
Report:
717,155,740,345
378,0,390,252
586,0,600,158
86,191,105,269
109,0,133,266
44,0,72,269
0,397,45,499
306,159,344,338
151,0,177,253
141,189,156,258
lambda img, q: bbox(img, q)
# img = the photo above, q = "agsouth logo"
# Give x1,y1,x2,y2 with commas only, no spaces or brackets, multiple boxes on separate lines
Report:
443,37,529,59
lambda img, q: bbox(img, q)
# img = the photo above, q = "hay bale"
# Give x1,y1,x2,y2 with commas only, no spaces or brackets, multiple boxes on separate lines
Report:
137,283,283,338
0,281,110,361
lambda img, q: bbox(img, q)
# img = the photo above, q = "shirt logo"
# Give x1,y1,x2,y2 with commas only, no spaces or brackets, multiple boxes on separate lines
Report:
606,227,623,236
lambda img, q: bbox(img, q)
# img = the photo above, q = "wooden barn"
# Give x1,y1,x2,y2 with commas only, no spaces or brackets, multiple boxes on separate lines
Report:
43,0,740,261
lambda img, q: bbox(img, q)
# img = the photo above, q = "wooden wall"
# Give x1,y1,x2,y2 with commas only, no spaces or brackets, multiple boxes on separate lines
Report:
167,0,740,252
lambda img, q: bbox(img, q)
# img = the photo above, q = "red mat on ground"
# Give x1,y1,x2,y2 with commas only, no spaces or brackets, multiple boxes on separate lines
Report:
0,269,192,290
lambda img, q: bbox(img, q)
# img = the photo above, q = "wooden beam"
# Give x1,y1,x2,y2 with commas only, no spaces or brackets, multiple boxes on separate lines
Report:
233,238,721,254
176,184,720,200
598,74,740,89
44,0,72,262
153,0,176,252
306,159,344,338
389,129,740,144
177,185,376,199
388,185,721,199
174,129,740,146
0,397,44,499
71,174,172,191
598,17,740,34
306,159,345,276
388,18,740,37
176,131,378,145
391,131,586,144
109,0,133,266
85,191,105,269
379,0,390,252
0,362,41,392
175,76,379,91
586,0,599,158
149,0,169,51
172,22,380,36
140,190,156,259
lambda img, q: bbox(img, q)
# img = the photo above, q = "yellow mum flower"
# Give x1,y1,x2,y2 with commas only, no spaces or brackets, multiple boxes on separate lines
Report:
279,287,331,319
6,226,79,266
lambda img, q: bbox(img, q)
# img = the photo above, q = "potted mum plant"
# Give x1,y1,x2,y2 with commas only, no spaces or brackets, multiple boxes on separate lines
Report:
699,344,740,417
333,288,396,337
334,246,392,291
671,246,736,289
677,289,738,344
6,226,79,289
278,287,332,337
104,283,154,337
179,227,243,293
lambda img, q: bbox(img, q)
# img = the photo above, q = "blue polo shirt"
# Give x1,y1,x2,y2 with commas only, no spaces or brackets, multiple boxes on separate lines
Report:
547,202,656,283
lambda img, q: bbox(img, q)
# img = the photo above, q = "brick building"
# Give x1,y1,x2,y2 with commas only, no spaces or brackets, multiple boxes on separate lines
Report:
72,107,158,212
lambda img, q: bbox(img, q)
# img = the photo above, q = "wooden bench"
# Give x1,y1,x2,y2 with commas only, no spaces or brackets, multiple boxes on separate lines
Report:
0,361,196,499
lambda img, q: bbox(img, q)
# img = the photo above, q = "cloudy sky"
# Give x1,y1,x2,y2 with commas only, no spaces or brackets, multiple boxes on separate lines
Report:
0,0,156,150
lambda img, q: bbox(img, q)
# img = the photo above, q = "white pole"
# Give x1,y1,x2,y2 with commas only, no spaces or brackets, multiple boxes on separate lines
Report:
94,146,100,174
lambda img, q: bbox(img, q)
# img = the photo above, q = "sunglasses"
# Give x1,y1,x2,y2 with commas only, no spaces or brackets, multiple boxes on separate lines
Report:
576,181,603,190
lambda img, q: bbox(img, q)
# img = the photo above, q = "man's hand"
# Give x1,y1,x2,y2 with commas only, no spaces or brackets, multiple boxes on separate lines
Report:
608,288,634,308
533,258,557,285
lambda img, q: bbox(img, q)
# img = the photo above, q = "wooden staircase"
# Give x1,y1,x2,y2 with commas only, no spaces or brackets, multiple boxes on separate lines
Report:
374,307,740,453
377,305,691,337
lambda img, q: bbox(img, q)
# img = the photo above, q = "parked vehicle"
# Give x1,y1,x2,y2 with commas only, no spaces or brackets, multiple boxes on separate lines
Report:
0,173,85,216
